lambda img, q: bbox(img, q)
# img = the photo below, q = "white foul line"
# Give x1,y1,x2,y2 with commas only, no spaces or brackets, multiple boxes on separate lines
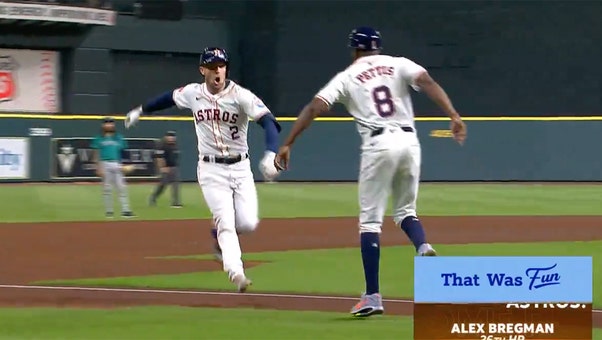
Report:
0,284,408,303
0,285,599,314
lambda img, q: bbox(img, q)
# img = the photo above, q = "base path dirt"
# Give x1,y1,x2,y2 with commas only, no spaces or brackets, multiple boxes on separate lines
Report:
0,216,600,327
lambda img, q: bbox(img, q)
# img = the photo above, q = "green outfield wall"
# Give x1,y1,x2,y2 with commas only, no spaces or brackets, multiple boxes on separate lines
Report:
0,115,601,182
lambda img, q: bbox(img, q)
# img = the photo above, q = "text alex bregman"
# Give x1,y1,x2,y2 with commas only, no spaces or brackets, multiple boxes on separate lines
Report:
451,322,554,335
450,303,588,335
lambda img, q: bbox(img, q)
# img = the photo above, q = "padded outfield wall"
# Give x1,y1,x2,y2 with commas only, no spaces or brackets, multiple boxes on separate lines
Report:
0,115,600,182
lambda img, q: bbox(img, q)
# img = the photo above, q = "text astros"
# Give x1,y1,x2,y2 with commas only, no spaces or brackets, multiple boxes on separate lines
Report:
450,323,555,334
193,108,238,124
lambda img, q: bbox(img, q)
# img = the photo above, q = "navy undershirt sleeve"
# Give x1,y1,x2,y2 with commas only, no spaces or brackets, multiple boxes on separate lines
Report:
141,90,176,114
256,114,281,153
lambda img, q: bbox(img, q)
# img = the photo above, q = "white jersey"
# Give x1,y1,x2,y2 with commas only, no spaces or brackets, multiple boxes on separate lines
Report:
172,80,270,158
315,54,426,137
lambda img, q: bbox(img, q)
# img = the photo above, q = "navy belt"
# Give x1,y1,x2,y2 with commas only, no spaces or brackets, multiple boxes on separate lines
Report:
370,126,414,137
202,153,248,165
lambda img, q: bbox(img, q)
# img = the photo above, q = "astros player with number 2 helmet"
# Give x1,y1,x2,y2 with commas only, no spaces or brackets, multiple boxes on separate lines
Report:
274,27,467,317
124,47,282,293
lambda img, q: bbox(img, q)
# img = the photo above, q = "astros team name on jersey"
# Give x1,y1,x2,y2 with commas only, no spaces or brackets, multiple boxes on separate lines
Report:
193,108,239,124
173,81,271,156
355,65,394,84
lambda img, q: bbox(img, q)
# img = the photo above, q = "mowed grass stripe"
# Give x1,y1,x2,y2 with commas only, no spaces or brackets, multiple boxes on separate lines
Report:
1,183,601,223
0,307,413,339
39,241,602,307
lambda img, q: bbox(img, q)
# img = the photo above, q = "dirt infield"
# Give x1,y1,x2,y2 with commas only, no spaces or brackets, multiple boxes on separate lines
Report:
0,216,600,326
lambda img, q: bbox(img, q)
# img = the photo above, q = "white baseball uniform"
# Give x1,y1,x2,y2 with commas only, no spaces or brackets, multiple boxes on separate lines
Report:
172,80,270,280
315,54,427,233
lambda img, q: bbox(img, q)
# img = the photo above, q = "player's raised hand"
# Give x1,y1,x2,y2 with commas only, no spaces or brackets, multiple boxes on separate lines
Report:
125,106,142,129
274,146,291,171
259,151,280,180
450,116,467,146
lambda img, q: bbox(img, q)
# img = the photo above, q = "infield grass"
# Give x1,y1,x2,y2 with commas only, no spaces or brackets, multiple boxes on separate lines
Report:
37,240,602,308
0,307,412,339
1,183,602,223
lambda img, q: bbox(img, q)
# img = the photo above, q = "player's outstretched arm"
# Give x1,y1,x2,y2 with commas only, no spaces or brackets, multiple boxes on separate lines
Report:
284,98,328,147
256,114,281,153
275,71,343,170
414,72,467,145
141,90,177,114
125,89,179,129
274,97,329,170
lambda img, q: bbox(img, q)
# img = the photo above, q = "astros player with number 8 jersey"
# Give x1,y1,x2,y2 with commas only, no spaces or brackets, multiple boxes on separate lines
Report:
316,49,425,142
274,26,467,317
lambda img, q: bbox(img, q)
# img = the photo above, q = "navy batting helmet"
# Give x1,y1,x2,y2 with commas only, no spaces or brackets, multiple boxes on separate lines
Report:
348,26,382,51
200,47,229,67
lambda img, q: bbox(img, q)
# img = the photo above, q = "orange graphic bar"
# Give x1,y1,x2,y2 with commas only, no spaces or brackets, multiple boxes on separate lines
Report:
414,303,592,340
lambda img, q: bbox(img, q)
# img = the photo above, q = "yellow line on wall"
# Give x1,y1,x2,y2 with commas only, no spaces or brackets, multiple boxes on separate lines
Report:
1,113,602,122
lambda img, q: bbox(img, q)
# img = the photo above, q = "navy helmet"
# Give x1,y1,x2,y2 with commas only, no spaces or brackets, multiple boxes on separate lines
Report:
199,47,229,67
348,26,382,51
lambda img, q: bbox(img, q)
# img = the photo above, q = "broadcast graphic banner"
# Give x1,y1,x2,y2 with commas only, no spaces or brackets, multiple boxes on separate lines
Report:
51,138,159,180
413,256,593,340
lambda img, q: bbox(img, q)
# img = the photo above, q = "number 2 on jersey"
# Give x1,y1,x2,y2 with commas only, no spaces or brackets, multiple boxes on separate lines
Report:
230,125,240,140
371,85,395,117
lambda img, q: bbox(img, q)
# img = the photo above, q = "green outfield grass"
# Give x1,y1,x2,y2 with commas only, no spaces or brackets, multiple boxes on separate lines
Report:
1,183,602,223
0,307,413,339
38,241,602,308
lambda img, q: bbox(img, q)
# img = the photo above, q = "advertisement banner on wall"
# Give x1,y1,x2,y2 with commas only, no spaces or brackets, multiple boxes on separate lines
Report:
51,138,160,180
0,48,60,113
0,137,30,179
0,2,116,26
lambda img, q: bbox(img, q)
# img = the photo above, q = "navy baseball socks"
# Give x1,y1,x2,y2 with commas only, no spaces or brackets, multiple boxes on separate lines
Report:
360,232,380,295
350,232,385,317
400,216,437,256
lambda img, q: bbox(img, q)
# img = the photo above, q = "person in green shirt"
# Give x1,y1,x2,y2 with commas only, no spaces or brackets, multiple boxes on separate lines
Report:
91,117,135,218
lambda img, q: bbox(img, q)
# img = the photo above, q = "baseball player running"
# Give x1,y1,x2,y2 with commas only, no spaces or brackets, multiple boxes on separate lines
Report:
92,117,136,219
274,27,467,317
124,47,282,293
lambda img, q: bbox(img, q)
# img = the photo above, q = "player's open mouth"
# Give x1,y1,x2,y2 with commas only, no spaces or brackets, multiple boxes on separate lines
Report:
214,77,221,85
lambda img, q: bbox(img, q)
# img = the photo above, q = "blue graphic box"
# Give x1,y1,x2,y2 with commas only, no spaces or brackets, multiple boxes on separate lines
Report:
414,256,592,303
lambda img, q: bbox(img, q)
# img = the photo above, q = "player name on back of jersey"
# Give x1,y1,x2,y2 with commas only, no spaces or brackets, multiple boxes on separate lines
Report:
355,65,394,84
